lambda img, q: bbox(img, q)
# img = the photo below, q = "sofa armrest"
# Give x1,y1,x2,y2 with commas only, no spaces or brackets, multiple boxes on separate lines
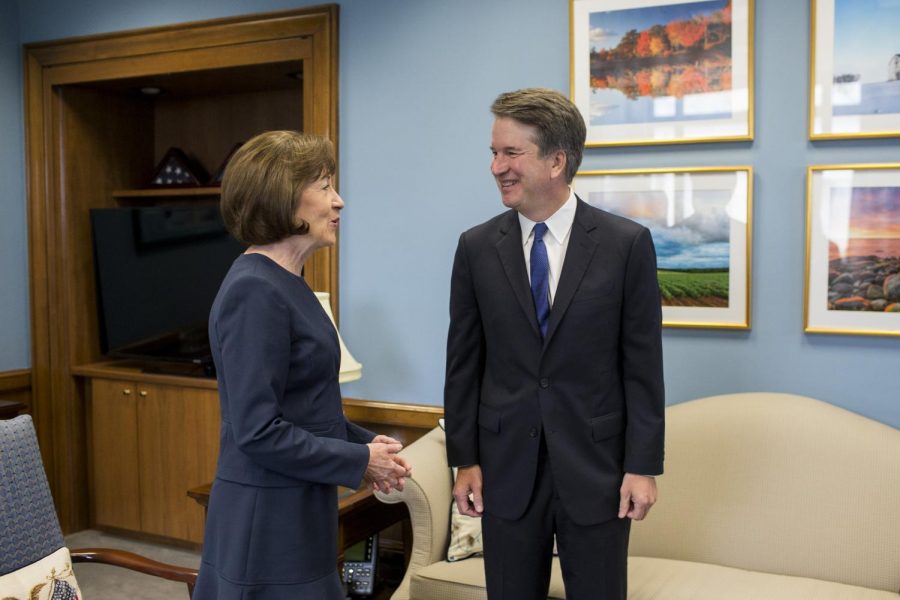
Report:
375,426,452,600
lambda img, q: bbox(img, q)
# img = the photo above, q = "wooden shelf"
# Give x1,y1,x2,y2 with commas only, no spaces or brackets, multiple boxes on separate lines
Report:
112,187,221,199
72,360,218,390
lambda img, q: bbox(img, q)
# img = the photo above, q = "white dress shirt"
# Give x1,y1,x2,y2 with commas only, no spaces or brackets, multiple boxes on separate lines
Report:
518,190,577,305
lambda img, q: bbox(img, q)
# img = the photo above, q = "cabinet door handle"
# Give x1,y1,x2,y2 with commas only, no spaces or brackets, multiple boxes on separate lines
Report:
122,388,132,396
139,390,148,397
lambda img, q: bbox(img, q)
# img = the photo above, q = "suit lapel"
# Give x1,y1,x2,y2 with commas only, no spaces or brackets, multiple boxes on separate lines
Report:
495,211,541,338
544,198,599,346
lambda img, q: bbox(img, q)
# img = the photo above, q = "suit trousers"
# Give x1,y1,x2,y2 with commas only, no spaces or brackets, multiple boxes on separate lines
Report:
481,436,631,600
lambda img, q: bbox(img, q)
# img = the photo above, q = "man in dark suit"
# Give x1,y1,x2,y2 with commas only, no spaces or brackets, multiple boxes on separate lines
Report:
444,88,665,600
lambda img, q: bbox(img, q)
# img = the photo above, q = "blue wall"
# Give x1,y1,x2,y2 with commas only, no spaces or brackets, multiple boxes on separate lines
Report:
7,0,899,428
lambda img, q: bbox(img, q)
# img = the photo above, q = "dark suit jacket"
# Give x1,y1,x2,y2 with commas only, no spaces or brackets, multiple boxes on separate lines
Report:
195,253,373,597
445,198,665,526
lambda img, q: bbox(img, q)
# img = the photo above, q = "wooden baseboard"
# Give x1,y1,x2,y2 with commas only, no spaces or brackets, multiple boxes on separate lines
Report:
0,369,31,391
91,525,202,553
0,369,32,412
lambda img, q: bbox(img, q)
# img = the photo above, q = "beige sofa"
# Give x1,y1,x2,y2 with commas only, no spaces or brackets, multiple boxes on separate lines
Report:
375,393,900,599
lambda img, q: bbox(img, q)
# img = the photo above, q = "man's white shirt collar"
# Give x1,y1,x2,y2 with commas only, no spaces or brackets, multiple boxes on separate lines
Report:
519,189,577,245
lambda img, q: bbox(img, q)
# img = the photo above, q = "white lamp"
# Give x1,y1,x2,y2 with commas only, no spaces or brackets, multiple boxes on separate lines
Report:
314,292,363,383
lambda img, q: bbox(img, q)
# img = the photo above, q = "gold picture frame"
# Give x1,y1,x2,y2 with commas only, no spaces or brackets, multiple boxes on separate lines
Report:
804,164,900,336
574,166,752,329
570,0,755,147
808,0,900,140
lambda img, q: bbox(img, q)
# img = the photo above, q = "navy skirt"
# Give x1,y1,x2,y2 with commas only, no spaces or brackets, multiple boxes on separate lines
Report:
193,479,344,600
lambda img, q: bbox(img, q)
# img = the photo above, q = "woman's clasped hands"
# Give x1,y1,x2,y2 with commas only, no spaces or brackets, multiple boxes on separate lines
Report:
365,434,412,493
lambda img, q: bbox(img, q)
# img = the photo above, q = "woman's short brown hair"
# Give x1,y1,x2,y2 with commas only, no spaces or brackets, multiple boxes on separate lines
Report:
220,130,336,246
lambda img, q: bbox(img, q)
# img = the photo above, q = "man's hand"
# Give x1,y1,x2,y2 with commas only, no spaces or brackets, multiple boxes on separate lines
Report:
365,440,411,494
618,473,657,520
452,464,484,517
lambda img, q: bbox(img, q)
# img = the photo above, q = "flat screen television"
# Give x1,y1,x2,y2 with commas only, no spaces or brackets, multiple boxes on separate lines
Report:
90,205,245,374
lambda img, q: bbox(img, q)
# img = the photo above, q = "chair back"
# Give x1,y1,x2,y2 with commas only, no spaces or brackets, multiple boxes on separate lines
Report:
0,415,65,575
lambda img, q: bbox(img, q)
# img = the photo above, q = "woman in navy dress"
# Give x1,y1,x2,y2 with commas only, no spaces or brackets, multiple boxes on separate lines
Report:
194,131,411,599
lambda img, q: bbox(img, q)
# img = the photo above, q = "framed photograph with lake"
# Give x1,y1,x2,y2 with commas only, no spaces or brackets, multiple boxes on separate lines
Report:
805,164,900,336
570,0,754,147
809,0,900,140
574,167,752,328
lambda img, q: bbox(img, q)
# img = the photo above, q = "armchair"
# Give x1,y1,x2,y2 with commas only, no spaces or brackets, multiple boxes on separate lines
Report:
0,415,197,598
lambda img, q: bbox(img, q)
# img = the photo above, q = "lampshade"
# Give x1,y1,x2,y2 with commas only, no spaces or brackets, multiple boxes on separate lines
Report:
314,292,363,383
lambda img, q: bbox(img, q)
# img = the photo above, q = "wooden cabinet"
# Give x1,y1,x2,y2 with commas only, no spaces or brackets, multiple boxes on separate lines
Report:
84,368,219,544
25,6,340,533
89,379,142,532
136,383,219,542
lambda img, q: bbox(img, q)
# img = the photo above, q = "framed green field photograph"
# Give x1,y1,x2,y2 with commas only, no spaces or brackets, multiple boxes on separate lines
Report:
805,164,900,336
574,166,752,328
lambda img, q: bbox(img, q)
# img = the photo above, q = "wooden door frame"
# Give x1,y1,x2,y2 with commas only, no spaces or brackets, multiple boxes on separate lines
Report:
23,5,339,532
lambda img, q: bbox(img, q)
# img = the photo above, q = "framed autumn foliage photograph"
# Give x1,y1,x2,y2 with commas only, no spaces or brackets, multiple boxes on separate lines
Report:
570,0,754,146
574,166,752,329
805,164,900,336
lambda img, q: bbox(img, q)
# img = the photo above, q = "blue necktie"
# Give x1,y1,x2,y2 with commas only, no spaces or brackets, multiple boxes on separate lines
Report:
530,222,550,338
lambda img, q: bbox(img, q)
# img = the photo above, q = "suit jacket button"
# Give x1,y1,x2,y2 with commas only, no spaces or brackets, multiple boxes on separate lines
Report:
539,378,549,389
529,427,538,438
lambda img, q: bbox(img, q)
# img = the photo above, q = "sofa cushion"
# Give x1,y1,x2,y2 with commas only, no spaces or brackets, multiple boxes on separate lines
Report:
629,556,899,600
409,555,898,600
447,478,484,562
439,419,485,563
410,556,566,600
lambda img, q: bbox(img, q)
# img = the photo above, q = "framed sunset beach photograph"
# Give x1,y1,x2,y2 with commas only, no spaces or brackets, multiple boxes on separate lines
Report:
805,165,900,336
570,0,754,146
810,0,900,139
574,167,752,328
